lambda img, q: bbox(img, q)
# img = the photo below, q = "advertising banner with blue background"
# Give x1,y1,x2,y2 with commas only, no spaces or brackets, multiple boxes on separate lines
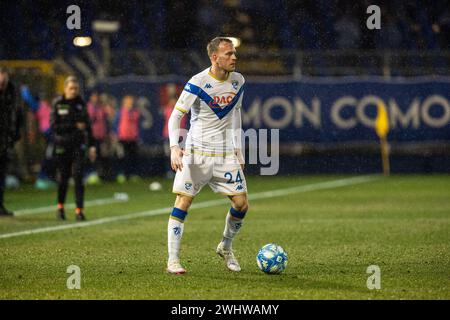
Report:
95,76,450,145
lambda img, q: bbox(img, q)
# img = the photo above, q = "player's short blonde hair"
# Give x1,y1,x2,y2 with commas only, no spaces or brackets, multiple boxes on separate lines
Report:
64,75,79,87
207,37,233,57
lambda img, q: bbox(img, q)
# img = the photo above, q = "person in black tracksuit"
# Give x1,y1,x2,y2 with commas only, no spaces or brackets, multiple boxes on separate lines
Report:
51,76,96,221
0,67,22,217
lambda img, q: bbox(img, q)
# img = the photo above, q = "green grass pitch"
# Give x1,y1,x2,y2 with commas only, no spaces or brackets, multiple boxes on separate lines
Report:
0,175,449,299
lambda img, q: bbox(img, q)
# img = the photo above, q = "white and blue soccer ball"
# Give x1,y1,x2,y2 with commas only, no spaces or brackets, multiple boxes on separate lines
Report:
256,243,288,274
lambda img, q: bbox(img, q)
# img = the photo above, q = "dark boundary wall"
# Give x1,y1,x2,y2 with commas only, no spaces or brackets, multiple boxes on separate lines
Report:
94,75,450,174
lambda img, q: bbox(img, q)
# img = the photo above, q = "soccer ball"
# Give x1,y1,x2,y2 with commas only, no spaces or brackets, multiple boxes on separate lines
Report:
149,181,162,191
256,243,288,274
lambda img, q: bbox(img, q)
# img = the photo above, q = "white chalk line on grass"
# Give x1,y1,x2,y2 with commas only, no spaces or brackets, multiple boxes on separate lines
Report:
0,175,379,240
14,196,129,216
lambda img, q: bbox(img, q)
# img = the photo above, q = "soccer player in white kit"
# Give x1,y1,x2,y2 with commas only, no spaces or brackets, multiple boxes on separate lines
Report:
166,37,248,274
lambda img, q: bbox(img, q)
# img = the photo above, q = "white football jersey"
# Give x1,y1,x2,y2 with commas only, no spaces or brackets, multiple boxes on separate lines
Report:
174,68,245,155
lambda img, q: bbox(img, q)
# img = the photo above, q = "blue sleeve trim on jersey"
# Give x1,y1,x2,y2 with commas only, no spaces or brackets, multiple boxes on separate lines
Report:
171,207,188,221
183,82,245,120
230,207,247,219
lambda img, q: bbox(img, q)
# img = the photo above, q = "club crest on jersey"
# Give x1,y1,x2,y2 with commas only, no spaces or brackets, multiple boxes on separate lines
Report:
232,80,239,90
184,182,193,190
209,92,236,109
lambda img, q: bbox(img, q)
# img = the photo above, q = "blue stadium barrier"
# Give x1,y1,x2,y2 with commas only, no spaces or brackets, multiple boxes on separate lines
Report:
94,76,450,174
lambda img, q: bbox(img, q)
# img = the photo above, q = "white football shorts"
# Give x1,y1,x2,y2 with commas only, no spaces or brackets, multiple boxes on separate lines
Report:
172,152,247,197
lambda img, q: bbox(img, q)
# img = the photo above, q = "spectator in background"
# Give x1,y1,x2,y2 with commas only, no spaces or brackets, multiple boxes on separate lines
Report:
99,93,117,123
197,0,223,47
375,12,403,50
86,91,110,185
99,92,117,181
21,86,56,189
114,95,141,183
0,67,22,217
432,7,450,49
334,11,361,49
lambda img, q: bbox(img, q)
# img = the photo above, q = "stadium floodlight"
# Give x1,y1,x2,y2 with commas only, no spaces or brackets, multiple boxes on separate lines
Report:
92,20,120,33
226,37,241,48
73,36,92,47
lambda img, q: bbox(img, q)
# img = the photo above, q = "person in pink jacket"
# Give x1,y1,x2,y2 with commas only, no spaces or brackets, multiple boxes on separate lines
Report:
113,95,141,182
86,92,111,184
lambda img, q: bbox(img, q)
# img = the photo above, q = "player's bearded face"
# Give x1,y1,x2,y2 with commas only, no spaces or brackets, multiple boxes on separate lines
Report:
215,43,237,72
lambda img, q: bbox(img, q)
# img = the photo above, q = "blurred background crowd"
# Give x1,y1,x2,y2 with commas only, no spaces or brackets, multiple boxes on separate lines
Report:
1,0,449,57
3,85,183,190
1,0,449,77
0,0,449,191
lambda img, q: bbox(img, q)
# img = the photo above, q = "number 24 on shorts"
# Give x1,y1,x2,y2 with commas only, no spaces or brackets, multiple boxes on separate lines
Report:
224,171,243,184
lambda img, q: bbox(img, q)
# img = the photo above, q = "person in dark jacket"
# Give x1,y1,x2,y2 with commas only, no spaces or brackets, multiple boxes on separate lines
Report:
0,67,22,217
51,76,96,221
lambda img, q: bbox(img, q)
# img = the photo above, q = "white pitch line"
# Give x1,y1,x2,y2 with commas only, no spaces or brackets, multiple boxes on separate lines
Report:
0,175,379,240
14,196,129,216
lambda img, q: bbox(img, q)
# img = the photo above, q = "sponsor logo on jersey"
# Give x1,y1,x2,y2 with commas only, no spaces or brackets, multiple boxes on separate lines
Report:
236,184,244,191
209,92,236,109
204,83,213,89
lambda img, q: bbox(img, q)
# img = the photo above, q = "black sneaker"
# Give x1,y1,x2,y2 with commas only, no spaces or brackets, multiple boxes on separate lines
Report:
0,206,14,217
57,208,66,220
76,211,86,221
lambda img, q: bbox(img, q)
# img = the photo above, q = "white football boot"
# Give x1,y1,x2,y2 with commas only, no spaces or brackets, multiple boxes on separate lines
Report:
166,260,186,275
216,242,241,272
